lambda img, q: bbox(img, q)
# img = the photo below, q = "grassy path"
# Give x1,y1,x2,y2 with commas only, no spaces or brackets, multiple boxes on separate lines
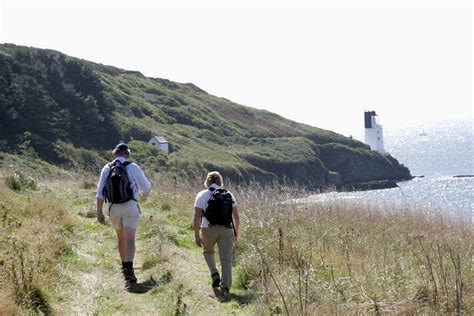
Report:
54,183,256,315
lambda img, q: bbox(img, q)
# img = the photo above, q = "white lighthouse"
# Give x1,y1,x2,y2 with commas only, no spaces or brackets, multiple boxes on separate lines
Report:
364,111,385,153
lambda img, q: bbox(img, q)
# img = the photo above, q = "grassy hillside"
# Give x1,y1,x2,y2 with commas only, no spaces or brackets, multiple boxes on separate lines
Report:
1,173,472,314
0,43,410,186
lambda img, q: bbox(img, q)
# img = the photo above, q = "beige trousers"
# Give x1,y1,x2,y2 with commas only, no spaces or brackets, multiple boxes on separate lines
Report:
202,226,234,289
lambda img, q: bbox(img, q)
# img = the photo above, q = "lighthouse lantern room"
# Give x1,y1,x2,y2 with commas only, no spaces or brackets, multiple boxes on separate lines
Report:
364,111,385,153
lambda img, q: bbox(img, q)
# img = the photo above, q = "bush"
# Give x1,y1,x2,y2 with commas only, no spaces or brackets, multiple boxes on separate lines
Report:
53,141,107,172
234,264,260,290
5,171,37,191
128,140,168,172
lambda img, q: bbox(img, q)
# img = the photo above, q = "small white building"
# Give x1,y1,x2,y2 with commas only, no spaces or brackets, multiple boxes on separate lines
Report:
148,136,169,154
364,111,385,153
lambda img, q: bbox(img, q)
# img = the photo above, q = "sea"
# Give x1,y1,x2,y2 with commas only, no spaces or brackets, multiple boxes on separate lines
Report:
307,119,473,220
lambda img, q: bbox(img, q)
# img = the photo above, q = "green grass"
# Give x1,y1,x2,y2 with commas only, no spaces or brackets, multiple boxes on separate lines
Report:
174,236,195,249
0,153,68,179
82,220,104,234
141,254,161,270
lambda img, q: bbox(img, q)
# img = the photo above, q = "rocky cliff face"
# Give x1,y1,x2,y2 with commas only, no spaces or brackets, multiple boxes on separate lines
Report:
318,143,411,187
0,44,411,187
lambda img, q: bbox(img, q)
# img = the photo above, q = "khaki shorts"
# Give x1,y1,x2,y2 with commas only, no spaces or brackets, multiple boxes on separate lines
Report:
109,200,140,230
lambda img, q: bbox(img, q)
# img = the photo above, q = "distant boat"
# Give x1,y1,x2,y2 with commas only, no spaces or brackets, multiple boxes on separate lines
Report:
419,132,428,136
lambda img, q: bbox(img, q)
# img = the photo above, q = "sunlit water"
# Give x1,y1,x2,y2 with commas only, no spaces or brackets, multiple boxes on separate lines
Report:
308,119,473,219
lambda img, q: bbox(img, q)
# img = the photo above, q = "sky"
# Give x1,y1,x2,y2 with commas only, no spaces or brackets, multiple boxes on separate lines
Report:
1,0,472,139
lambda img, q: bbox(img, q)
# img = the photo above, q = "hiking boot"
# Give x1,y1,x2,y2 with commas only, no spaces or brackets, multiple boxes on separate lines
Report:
211,272,220,288
122,267,137,283
220,286,229,294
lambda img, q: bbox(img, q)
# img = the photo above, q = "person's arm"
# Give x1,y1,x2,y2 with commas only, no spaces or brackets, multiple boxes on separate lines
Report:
135,164,152,197
232,206,240,241
97,198,106,224
194,207,203,247
96,166,108,224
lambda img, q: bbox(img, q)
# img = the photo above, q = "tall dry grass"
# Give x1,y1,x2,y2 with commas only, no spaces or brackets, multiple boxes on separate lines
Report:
0,173,76,315
0,170,471,315
230,183,473,314
144,177,473,314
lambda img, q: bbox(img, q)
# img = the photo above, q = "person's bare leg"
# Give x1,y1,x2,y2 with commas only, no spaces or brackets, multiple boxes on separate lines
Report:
123,227,136,262
115,229,126,261
117,227,137,283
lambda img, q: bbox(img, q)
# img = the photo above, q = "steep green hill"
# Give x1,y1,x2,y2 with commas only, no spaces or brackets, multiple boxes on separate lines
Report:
0,44,410,187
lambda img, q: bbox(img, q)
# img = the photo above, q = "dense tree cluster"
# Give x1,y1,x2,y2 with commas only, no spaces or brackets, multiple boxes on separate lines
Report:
0,44,120,162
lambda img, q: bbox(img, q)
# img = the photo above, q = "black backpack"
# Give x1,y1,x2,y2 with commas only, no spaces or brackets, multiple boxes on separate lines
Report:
103,161,134,203
203,187,234,228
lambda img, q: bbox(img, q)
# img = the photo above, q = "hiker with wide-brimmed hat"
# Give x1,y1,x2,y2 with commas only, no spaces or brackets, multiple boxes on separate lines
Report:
96,143,152,283
194,171,240,294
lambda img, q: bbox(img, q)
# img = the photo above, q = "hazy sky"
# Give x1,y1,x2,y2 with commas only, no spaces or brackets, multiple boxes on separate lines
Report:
1,0,472,139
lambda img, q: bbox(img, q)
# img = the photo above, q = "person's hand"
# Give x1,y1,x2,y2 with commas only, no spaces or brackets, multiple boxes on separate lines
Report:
140,192,149,200
195,235,203,247
234,235,238,242
97,211,105,225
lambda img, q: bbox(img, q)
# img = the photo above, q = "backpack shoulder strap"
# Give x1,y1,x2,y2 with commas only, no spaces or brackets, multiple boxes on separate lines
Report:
109,160,131,168
209,187,216,192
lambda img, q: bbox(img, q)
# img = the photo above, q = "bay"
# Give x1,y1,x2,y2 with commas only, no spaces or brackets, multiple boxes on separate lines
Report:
308,119,473,219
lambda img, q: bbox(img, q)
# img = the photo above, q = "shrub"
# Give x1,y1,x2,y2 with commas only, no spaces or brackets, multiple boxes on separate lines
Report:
234,264,260,290
5,171,37,191
53,141,108,172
